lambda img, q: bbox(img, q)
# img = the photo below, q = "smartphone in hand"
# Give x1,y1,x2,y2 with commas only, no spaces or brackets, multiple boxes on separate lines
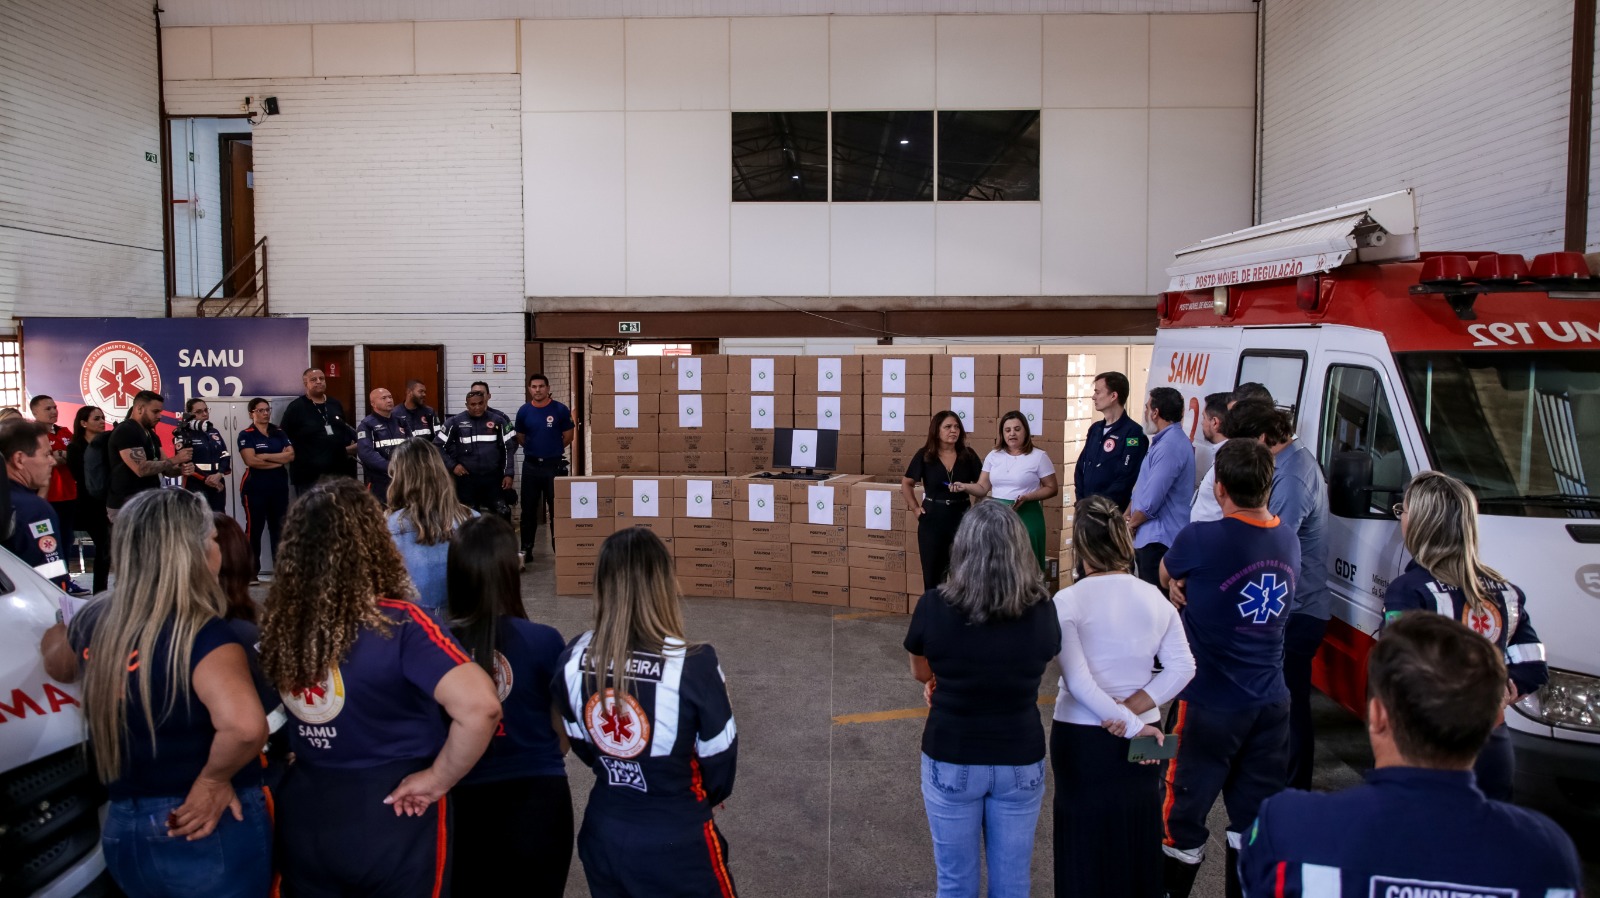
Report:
1128,733,1178,763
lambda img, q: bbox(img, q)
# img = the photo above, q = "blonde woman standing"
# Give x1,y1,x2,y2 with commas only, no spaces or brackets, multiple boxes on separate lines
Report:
386,437,477,614
1383,471,1548,801
555,527,740,898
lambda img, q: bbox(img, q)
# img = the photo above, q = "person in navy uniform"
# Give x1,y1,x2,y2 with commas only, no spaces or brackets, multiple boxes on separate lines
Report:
441,390,513,517
555,527,739,898
237,398,294,580
1238,612,1582,897
259,480,500,898
177,398,233,512
1073,371,1148,511
1157,439,1300,898
2,420,72,590
469,380,512,431
1382,471,1548,802
356,387,412,506
394,378,441,444
514,372,574,560
280,368,356,489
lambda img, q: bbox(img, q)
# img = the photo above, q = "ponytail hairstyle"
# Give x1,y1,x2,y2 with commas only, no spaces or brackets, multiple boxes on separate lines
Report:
446,515,528,677
1072,494,1135,577
1401,471,1505,612
585,527,689,719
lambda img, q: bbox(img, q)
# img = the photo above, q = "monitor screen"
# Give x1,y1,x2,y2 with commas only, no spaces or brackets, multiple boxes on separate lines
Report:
771,428,839,471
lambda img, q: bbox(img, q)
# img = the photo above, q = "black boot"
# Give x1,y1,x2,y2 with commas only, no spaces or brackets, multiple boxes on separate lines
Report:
1163,853,1201,898
1225,846,1242,898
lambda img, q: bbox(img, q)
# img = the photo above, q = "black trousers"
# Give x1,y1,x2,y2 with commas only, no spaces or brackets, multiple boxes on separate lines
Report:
452,776,573,898
1051,721,1163,898
367,475,391,508
49,501,76,571
74,499,110,592
1161,699,1288,856
1283,613,1328,790
578,814,737,898
1135,542,1169,588
915,502,967,589
455,471,503,512
521,461,559,549
186,482,226,513
241,481,288,578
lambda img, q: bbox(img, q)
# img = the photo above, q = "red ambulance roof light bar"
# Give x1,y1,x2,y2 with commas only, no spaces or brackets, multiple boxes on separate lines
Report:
1472,253,1530,283
1419,254,1473,284
1530,251,1589,280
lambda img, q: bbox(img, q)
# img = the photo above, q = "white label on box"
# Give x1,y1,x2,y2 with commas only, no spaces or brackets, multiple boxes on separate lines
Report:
633,479,660,518
677,356,701,391
751,395,774,430
570,481,599,519
614,359,639,393
686,479,714,518
951,357,975,393
1021,398,1044,429
865,489,894,531
790,429,819,467
748,483,776,522
751,358,775,392
881,396,905,432
817,357,842,392
882,358,906,393
950,396,975,425
808,485,835,525
679,394,703,428
614,394,639,429
1019,358,1044,395
817,396,841,431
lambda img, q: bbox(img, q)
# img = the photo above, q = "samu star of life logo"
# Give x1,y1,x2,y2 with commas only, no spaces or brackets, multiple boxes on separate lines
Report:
80,341,162,422
584,687,650,759
282,666,346,724
1237,573,1289,624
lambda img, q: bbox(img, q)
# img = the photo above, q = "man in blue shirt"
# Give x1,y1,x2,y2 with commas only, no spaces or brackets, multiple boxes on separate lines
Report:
2,420,72,590
1239,612,1582,897
514,372,574,560
1225,400,1331,793
1073,370,1148,510
1158,439,1299,898
1127,387,1195,586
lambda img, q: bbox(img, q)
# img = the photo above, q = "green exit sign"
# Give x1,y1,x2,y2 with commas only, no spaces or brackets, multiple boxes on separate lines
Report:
618,321,641,334
145,152,158,163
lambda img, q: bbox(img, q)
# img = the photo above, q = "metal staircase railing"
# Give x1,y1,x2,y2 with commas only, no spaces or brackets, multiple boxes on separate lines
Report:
198,236,269,317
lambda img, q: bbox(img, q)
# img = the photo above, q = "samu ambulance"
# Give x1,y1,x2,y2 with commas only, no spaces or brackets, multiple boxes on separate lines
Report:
1150,189,1600,815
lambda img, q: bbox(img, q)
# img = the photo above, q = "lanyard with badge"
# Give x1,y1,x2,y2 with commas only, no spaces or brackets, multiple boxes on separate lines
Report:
315,401,335,436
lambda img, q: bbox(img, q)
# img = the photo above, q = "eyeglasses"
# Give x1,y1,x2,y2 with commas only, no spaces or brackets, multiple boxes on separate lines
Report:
1390,502,1406,518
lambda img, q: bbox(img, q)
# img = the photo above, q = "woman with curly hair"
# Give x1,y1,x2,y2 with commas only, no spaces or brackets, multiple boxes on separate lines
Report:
260,479,501,897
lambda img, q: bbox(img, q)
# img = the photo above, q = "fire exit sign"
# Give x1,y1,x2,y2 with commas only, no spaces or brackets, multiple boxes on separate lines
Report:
618,321,642,334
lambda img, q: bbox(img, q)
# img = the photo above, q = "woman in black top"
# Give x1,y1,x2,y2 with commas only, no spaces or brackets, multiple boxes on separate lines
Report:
903,501,1061,898
900,411,982,590
66,405,110,593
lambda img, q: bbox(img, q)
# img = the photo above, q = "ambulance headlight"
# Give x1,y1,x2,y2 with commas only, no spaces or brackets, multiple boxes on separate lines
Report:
1515,669,1600,733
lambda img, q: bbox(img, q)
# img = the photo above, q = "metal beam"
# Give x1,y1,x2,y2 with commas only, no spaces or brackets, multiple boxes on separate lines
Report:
530,308,1155,341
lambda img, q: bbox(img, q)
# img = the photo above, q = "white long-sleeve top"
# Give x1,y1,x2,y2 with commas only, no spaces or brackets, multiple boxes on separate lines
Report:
1052,573,1197,737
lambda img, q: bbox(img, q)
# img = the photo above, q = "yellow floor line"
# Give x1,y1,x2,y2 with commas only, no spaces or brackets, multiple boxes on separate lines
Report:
833,695,1057,726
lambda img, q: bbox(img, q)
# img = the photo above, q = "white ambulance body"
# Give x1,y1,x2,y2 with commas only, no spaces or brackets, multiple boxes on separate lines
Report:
1149,191,1600,814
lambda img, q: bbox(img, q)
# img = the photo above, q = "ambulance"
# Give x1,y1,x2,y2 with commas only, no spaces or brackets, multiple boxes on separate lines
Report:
1150,189,1600,815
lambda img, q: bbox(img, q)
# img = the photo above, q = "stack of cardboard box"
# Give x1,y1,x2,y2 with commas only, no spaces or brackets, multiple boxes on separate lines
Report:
553,475,615,595
669,476,735,597
794,356,863,474
847,478,910,612
591,357,661,473
730,477,795,601
932,354,1001,450
660,356,727,474
726,356,793,474
863,354,934,477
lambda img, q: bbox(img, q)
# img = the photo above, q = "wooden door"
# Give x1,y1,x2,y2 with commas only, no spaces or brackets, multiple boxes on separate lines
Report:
310,346,356,419
365,346,444,417
220,135,255,296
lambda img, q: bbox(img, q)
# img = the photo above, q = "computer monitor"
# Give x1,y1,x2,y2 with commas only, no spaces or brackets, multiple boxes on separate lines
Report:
771,428,839,473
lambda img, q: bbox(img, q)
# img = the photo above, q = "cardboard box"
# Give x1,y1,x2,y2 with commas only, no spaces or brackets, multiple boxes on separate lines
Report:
729,373,795,397
933,355,1002,379
847,545,907,572
673,516,734,540
862,454,914,478
727,392,796,416
868,373,932,397
554,534,606,555
726,451,772,474
792,562,849,585
663,354,729,377
590,414,660,435
676,476,734,498
726,430,779,452
592,373,666,396
793,543,849,566
554,553,599,576
906,567,925,595
734,540,792,563
864,394,934,432
616,517,672,537
794,393,865,415
556,476,616,501
733,520,788,542
793,582,850,606
660,411,728,434
849,588,908,613
556,574,594,596
596,356,663,377
614,476,678,513
589,391,662,415
676,556,735,578
554,513,617,539
734,499,792,523
795,356,864,394
850,566,905,593
790,522,848,546
657,432,726,453
726,355,796,380
674,537,732,558
735,559,792,582
794,410,862,434
678,577,734,598
862,355,934,376
848,482,907,528
674,496,734,523
999,356,1070,399
862,434,922,457
659,452,726,474
736,578,793,601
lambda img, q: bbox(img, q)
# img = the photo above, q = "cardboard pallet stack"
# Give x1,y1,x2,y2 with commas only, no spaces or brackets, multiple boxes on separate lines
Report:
660,356,727,474
789,477,854,607
863,354,934,477
931,354,1001,452
591,357,661,473
847,478,911,612
795,355,863,474
553,475,616,595
726,356,793,474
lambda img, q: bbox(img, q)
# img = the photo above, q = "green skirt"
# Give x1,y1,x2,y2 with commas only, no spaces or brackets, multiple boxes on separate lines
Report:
993,497,1048,574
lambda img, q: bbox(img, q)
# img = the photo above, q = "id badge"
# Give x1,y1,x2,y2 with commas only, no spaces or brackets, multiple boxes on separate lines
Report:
325,425,335,435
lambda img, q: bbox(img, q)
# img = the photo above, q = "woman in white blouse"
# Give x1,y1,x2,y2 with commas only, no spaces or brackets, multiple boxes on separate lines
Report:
1050,495,1195,898
951,411,1059,573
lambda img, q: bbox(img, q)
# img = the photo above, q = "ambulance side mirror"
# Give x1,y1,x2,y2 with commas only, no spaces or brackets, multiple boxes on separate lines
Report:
1327,451,1376,518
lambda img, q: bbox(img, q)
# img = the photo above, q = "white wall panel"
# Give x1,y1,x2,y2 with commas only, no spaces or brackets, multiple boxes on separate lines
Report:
830,17,936,110
1148,107,1253,293
1149,14,1254,108
524,113,626,296
731,204,830,295
936,203,1041,295
521,19,624,111
730,17,829,110
625,112,731,295
162,28,214,80
625,18,730,111
1261,0,1571,255
313,23,416,77
1042,108,1147,294
210,25,314,79
830,205,935,295
415,20,517,74
936,15,1042,109
1043,15,1147,109
164,76,523,315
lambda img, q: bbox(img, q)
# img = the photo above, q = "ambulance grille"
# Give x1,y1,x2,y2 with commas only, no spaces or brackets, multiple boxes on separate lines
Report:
1566,524,1600,544
0,745,103,898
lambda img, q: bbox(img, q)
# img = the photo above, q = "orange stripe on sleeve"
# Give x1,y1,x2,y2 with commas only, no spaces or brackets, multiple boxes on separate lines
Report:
379,599,471,664
1274,860,1287,898
703,821,736,898
432,795,449,898
1161,700,1188,847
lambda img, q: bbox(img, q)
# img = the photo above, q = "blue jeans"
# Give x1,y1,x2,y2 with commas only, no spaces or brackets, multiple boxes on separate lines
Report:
102,786,273,898
920,753,1047,898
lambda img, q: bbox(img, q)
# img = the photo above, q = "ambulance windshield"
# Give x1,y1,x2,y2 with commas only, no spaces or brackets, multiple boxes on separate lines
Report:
1396,350,1600,515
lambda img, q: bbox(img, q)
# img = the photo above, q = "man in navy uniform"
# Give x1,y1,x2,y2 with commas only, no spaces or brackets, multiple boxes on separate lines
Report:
393,378,441,444
2,420,72,590
514,372,574,561
1239,612,1582,897
470,380,512,431
441,390,512,516
356,387,411,505
177,398,233,512
1072,370,1148,510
